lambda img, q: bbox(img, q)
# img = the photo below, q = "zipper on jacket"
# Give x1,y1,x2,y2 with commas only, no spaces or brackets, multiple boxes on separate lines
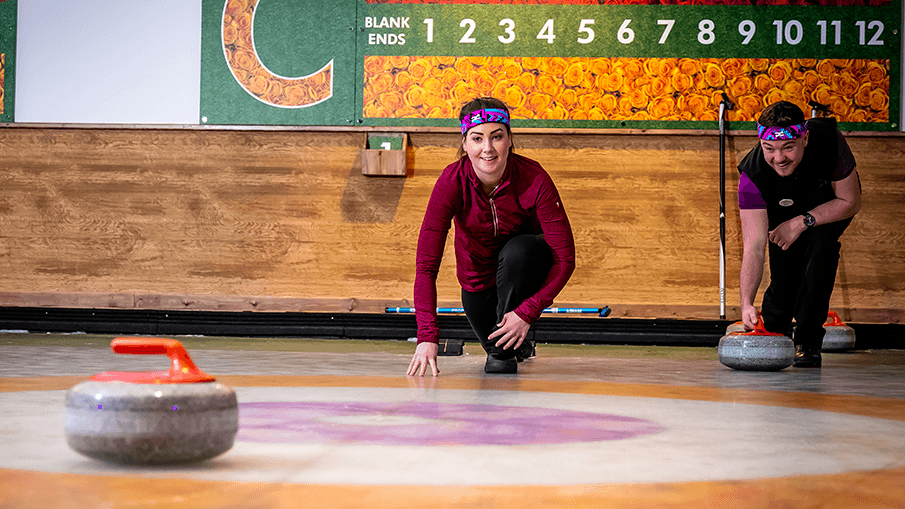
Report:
488,197,499,237
485,182,501,237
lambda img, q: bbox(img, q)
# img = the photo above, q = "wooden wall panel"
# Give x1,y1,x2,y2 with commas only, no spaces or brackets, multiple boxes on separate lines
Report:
0,127,902,322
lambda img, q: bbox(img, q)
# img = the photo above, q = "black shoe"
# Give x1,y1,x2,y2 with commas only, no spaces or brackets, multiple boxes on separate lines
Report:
793,345,822,368
484,353,517,374
515,340,536,362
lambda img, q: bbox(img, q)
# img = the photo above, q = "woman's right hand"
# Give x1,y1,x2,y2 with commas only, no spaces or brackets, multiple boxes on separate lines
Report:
407,341,439,377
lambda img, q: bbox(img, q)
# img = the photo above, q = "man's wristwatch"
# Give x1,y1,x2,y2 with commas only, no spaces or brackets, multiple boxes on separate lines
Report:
803,212,816,228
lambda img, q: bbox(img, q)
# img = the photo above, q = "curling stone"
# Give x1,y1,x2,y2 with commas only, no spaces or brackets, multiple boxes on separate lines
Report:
821,311,856,352
725,321,747,334
65,337,238,465
718,319,794,371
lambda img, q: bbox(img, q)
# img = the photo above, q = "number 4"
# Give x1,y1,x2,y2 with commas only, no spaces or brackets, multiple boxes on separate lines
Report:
537,19,556,43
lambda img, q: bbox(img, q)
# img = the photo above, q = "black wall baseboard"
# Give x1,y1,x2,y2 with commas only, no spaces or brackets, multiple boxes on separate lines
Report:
0,307,900,349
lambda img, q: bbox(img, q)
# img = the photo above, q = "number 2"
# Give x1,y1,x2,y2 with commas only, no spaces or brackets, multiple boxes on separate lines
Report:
460,19,476,44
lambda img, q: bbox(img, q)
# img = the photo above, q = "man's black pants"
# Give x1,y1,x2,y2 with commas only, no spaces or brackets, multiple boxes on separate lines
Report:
762,218,852,349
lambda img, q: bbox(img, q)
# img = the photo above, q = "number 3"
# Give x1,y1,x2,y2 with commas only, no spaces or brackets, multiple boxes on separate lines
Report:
499,19,515,44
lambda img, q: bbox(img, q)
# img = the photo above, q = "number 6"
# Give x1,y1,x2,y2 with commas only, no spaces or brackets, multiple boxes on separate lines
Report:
618,19,634,44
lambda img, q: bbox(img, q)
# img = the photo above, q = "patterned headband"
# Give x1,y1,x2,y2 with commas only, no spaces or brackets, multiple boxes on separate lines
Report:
757,121,808,141
461,108,510,134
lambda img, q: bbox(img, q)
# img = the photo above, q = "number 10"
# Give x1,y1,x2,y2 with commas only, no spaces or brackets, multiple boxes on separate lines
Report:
773,20,803,45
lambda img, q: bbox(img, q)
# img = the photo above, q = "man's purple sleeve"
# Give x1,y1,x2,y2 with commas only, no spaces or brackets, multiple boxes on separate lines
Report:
738,172,767,210
832,130,856,181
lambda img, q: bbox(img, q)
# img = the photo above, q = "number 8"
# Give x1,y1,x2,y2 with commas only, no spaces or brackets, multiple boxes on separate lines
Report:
698,19,715,45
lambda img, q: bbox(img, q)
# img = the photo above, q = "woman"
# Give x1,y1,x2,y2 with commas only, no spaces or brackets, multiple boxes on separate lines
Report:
406,97,576,376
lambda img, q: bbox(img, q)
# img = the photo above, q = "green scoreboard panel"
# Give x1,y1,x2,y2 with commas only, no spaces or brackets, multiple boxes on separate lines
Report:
201,0,900,130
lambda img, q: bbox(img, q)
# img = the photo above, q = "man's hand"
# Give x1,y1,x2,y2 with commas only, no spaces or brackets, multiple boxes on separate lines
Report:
406,341,439,377
489,311,530,351
741,304,760,330
768,216,807,251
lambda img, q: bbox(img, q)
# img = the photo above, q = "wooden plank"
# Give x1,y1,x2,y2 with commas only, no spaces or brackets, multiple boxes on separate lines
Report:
0,127,901,322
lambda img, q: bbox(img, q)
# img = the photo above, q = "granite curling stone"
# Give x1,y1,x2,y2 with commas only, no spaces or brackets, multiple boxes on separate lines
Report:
718,320,794,371
820,311,856,353
65,337,238,465
725,321,747,335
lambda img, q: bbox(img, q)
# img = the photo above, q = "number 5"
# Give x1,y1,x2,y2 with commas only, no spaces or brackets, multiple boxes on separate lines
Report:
578,19,595,44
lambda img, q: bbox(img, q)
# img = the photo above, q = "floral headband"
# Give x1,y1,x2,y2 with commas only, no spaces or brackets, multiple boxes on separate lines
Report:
757,121,808,141
461,108,510,134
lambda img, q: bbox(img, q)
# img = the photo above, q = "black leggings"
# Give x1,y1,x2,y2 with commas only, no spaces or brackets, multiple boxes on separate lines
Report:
461,234,553,358
762,218,852,349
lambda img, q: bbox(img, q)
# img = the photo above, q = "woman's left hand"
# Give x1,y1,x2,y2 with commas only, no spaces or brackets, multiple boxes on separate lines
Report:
406,341,439,377
489,311,530,350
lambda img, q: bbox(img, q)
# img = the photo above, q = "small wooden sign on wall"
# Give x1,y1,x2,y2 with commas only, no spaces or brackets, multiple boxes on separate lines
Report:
362,132,407,177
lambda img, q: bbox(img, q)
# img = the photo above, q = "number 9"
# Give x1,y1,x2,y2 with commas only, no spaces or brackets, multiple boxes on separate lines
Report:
738,20,756,45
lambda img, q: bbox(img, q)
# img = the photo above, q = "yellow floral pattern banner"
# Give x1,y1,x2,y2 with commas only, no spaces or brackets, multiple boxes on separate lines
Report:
363,56,889,123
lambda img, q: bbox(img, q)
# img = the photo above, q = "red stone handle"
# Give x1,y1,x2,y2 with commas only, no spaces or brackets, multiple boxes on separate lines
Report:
825,311,845,326
90,337,215,384
738,316,785,336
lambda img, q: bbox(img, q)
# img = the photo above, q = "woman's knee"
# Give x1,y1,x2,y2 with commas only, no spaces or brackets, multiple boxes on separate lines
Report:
499,234,550,270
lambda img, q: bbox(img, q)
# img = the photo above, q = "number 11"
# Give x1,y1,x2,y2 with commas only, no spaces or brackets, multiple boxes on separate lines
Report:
816,20,841,45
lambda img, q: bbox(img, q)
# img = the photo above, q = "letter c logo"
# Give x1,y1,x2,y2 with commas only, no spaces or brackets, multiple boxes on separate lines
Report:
221,0,333,108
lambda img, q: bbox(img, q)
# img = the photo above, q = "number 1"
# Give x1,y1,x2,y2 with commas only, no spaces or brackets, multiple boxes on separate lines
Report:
423,18,433,43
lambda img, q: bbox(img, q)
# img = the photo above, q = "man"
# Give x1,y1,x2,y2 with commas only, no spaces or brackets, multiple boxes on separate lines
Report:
737,101,861,368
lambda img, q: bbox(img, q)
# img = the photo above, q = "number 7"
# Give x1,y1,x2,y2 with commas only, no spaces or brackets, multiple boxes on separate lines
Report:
657,20,675,44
